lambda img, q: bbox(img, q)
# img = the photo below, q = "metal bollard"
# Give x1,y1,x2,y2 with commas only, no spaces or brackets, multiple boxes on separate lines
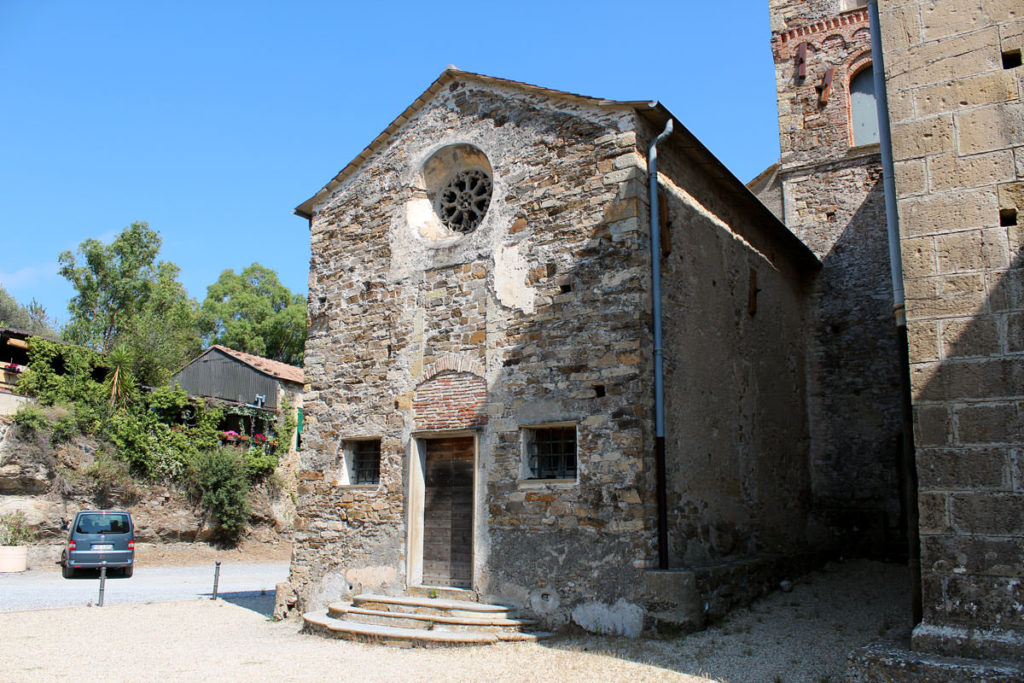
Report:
98,562,107,607
211,560,221,600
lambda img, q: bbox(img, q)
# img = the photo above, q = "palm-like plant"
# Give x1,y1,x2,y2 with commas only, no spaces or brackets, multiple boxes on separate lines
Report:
106,344,136,408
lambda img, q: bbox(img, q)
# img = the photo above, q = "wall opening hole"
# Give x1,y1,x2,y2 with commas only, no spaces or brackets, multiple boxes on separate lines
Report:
318,296,326,304
1003,50,1022,69
559,284,572,294
1000,208,1018,227
593,384,606,398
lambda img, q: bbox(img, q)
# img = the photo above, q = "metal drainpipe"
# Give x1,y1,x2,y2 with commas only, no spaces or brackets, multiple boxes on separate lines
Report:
868,0,922,624
649,118,673,571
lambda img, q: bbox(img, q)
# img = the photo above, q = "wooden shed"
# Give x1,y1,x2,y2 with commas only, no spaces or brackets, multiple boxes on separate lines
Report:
172,345,302,411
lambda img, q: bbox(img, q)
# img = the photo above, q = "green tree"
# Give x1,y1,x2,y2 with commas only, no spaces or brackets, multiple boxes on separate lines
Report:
202,263,306,366
58,222,203,385
0,284,56,336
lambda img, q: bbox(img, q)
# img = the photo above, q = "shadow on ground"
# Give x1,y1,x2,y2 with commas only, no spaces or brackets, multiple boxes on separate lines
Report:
207,590,277,617
535,560,911,682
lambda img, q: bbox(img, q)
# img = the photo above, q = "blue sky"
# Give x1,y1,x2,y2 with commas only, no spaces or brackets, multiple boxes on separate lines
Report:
0,1,781,326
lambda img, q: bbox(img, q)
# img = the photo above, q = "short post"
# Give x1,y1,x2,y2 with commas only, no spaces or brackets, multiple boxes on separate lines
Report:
98,562,107,607
211,560,221,600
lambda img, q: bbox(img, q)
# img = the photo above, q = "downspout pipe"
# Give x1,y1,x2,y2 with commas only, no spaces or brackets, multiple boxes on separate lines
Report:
649,118,673,571
868,0,905,318
868,0,922,625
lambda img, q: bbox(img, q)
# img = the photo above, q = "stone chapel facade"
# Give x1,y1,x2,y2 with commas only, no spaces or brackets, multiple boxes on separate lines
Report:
279,69,839,634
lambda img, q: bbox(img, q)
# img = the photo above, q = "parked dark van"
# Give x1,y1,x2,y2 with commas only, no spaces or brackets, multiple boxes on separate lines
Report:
61,510,134,578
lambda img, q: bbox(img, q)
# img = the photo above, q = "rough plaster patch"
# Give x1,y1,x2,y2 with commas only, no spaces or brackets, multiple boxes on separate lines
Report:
345,565,398,595
408,196,447,240
493,242,536,314
315,569,350,609
528,588,562,615
571,598,645,637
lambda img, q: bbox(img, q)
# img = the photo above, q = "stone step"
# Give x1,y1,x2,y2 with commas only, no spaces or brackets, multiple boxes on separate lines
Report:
353,593,512,620
408,585,477,602
303,610,554,647
328,602,539,633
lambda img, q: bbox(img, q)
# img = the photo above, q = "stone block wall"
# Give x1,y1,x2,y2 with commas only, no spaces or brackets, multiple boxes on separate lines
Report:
768,0,905,554
877,0,1024,662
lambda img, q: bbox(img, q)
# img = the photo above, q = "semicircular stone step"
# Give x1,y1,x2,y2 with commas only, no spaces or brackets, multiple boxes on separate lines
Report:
328,602,538,633
304,610,501,646
353,593,513,620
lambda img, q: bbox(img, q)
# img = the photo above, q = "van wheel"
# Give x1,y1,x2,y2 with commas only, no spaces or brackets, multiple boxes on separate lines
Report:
121,566,133,578
62,563,76,579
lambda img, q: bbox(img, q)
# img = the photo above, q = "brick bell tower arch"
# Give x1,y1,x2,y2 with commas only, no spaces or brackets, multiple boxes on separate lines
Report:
407,355,487,589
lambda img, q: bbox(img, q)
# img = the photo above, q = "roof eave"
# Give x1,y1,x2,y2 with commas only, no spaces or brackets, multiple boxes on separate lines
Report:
635,104,820,275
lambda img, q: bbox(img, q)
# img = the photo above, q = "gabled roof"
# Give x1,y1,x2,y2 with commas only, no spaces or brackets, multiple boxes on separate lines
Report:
295,67,819,273
294,66,652,219
194,345,303,385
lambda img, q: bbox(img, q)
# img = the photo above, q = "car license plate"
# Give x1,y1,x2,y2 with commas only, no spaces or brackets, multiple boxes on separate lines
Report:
92,544,113,550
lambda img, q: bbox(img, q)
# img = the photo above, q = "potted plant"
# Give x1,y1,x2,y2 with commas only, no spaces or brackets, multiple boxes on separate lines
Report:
0,511,36,572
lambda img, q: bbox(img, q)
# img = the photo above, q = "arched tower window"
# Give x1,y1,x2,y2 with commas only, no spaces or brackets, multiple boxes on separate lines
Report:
850,64,879,146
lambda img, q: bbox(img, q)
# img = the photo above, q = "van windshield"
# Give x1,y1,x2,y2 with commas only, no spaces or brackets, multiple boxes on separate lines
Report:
75,513,131,535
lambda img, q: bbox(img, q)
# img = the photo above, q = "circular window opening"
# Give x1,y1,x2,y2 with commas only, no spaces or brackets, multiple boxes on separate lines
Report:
416,144,493,238
436,169,492,233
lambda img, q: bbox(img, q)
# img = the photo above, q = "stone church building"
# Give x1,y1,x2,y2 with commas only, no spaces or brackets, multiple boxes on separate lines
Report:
279,0,1023,671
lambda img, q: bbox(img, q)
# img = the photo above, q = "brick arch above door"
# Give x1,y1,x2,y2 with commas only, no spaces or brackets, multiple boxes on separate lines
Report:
413,369,488,431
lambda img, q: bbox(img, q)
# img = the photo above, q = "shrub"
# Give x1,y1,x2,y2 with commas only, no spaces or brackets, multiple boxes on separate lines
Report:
0,511,37,546
190,448,250,545
13,403,50,433
86,456,141,507
243,448,279,481
50,410,79,446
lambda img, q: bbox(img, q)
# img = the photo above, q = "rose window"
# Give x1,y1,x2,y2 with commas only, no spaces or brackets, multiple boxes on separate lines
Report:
436,169,492,234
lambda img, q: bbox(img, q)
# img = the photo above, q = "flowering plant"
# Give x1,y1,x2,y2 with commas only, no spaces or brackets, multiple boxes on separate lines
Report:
3,363,20,373
253,433,266,443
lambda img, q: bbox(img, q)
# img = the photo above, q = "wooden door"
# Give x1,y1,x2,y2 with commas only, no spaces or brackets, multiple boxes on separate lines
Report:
422,437,474,588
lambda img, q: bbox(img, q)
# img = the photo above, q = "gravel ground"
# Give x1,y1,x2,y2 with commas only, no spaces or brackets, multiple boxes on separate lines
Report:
0,559,909,683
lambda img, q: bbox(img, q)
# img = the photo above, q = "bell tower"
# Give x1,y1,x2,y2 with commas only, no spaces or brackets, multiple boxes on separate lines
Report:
760,0,905,555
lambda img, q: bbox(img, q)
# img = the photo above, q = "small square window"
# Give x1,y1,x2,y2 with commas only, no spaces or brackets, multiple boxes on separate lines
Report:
340,439,381,485
523,425,577,480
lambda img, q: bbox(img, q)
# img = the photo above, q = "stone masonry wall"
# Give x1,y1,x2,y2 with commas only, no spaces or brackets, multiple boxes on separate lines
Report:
290,77,659,633
651,116,819,618
877,0,1024,661
769,1,905,554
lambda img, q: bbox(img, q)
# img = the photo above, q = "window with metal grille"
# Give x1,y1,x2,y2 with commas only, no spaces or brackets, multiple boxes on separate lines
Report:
343,440,381,485
525,426,577,479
